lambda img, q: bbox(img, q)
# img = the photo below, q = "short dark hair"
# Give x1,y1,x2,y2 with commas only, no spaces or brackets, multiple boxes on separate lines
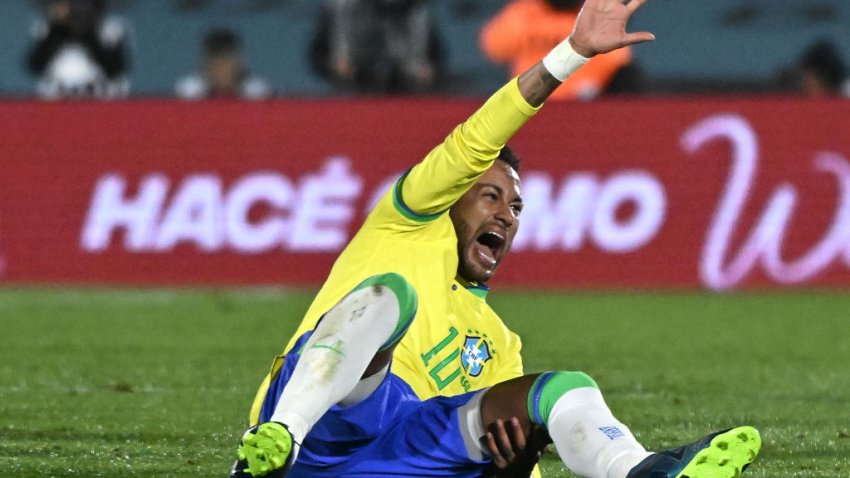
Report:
203,28,241,57
497,146,521,173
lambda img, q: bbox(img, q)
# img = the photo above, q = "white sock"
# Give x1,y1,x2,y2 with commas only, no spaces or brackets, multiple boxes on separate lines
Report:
269,285,401,444
548,387,651,478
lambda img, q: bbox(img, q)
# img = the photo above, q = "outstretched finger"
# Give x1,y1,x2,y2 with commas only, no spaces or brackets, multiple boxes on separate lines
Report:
622,31,656,47
509,417,527,450
493,419,517,462
484,432,508,468
626,0,649,14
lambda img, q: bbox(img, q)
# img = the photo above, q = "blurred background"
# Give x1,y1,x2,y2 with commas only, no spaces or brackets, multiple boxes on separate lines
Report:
2,2,850,477
2,0,849,100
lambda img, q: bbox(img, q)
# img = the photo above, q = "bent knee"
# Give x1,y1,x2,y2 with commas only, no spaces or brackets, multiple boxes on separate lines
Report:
351,273,418,350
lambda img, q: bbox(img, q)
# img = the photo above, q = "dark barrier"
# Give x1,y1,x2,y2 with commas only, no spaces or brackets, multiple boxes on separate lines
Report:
2,98,849,290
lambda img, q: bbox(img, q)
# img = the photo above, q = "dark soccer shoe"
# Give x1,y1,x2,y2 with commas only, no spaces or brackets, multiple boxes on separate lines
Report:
229,422,295,478
626,426,761,478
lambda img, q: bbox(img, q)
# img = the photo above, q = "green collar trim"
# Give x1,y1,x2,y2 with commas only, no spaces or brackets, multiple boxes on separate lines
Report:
456,277,489,300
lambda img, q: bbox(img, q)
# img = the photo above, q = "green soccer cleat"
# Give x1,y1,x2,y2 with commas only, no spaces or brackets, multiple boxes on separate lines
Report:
626,426,761,478
229,422,295,478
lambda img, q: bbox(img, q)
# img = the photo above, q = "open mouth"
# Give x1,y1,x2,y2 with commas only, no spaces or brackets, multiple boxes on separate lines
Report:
474,231,505,266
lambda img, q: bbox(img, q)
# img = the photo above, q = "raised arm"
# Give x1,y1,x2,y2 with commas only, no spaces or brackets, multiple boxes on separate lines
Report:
519,0,655,106
390,0,654,223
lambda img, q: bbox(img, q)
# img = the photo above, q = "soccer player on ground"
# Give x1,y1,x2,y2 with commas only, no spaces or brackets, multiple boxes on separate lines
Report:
230,0,762,476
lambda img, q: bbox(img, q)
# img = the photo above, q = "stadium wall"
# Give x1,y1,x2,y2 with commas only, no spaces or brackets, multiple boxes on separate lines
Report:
2,98,849,290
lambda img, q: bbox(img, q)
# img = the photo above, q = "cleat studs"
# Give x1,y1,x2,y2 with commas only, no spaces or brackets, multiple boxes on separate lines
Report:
737,432,749,442
716,441,728,451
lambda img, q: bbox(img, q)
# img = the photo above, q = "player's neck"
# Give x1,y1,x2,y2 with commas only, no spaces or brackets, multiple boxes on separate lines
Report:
455,275,482,288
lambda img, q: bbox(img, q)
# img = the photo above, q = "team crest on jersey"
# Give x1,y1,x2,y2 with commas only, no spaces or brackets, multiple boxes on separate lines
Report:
461,332,493,377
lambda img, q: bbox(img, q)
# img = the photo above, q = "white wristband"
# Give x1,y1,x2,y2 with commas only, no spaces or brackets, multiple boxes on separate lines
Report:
542,38,590,82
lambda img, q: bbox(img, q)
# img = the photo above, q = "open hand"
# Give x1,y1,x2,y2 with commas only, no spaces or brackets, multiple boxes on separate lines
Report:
569,0,655,57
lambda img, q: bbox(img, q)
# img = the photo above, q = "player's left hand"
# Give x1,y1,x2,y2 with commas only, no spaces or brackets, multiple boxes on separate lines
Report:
483,418,551,477
569,0,655,57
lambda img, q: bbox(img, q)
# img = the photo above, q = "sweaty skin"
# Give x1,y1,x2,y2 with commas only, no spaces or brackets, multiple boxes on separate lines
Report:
450,161,523,284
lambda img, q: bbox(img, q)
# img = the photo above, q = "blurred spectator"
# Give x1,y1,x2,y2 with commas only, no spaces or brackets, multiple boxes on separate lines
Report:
604,64,647,96
309,0,444,94
27,0,130,99
777,40,850,98
480,0,633,100
176,28,272,100
799,40,849,97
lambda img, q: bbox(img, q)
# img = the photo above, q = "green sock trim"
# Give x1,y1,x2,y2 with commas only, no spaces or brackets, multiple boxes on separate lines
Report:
309,344,345,356
351,272,418,351
527,371,598,428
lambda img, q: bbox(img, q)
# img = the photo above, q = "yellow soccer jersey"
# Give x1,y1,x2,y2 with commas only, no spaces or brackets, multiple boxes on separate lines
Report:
251,78,539,418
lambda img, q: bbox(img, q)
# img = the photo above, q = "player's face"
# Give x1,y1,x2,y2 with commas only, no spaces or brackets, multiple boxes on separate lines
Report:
450,161,523,283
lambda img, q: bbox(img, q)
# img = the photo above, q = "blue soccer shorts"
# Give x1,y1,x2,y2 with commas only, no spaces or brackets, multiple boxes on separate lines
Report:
258,331,491,477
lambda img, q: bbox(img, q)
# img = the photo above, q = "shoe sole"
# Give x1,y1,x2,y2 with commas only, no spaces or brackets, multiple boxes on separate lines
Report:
675,426,761,478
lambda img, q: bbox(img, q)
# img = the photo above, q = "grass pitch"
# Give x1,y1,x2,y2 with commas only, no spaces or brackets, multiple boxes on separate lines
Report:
0,288,848,477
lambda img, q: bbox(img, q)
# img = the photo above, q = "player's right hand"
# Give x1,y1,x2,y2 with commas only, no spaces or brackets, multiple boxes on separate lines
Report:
569,0,655,57
484,418,551,477
232,422,294,478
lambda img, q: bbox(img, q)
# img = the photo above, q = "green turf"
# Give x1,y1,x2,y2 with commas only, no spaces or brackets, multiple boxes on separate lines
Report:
0,288,848,477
